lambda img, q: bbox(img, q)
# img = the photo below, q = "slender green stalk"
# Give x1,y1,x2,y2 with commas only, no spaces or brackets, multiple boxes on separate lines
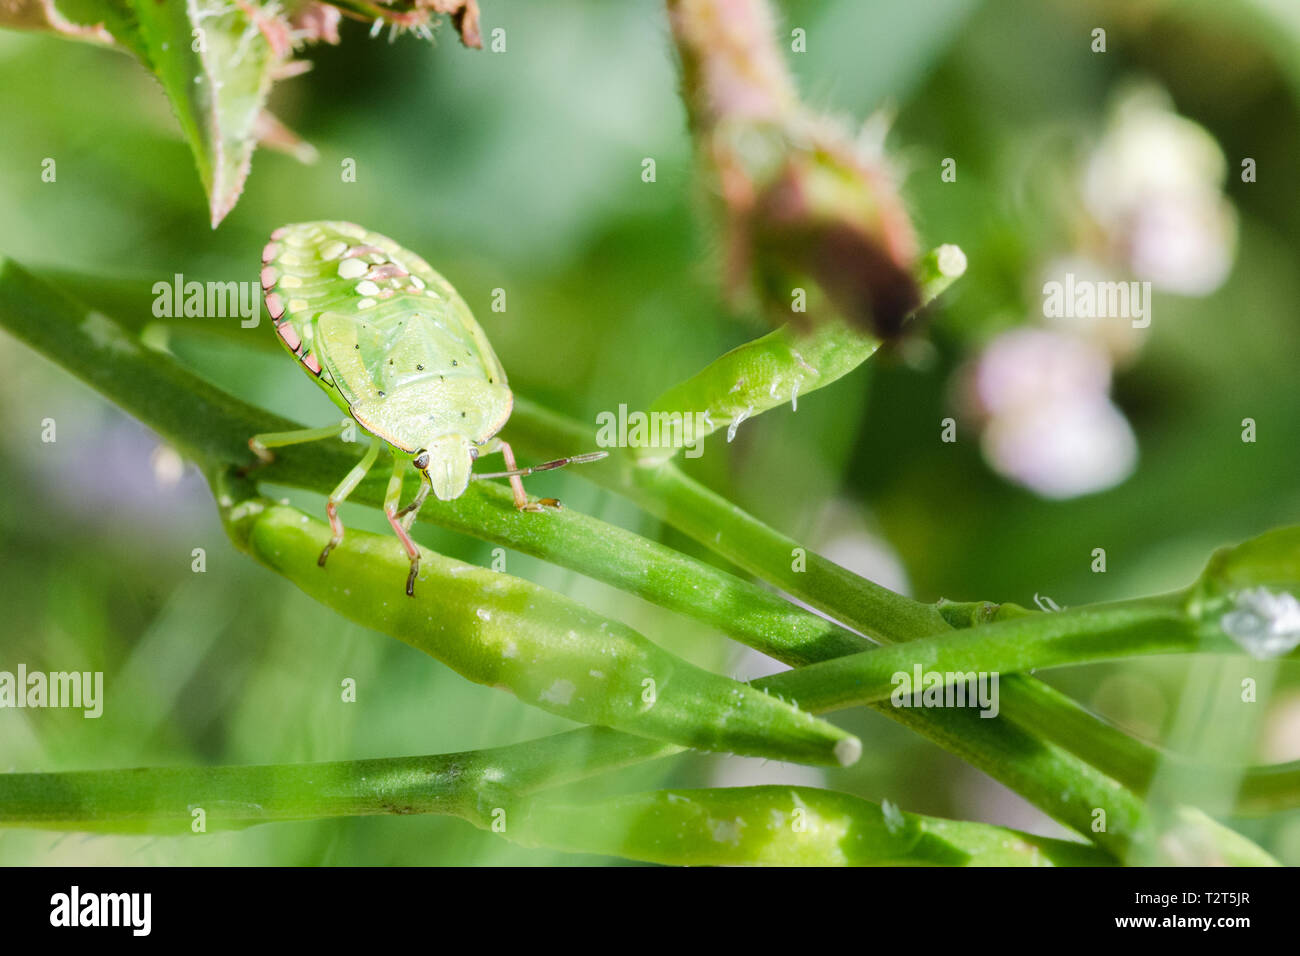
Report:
503,401,1298,835
508,401,950,642
0,257,867,669
0,744,1110,865
0,258,1281,859
0,261,1176,853
513,786,1112,866
218,483,861,768
757,593,1277,714
0,728,668,834
216,477,1171,855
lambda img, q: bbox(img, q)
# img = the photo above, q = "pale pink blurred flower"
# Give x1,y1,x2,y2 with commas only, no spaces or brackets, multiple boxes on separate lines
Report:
1083,84,1237,295
981,396,1137,499
965,329,1136,499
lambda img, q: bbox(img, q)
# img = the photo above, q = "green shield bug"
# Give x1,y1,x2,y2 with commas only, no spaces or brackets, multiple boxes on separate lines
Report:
249,221,606,596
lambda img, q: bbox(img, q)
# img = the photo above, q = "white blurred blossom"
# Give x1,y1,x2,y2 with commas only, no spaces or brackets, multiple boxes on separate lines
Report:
1083,84,1237,295
971,328,1111,415
981,395,1137,499
965,329,1137,499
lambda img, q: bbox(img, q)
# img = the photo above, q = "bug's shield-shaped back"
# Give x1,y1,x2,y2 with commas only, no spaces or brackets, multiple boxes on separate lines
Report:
316,312,512,454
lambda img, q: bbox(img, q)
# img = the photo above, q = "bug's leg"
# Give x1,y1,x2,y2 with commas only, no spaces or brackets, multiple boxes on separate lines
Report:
244,421,348,473
498,440,560,512
384,455,422,597
319,439,382,567
396,467,432,532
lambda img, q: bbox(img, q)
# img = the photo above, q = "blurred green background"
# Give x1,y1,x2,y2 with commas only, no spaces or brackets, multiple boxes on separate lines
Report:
2,0,1299,864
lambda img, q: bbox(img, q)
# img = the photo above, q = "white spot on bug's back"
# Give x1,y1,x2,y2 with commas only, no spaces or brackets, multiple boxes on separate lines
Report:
355,280,380,296
279,275,302,288
539,679,576,707
357,298,377,310
476,607,491,622
410,275,426,290
288,298,309,313
338,258,367,280
320,240,347,261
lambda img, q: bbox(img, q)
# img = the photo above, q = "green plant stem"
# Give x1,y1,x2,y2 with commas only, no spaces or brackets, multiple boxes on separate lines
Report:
0,257,867,669
0,728,667,834
216,485,860,768
503,399,1296,832
759,593,1269,714
509,398,952,642
232,479,1164,857
0,259,1282,858
0,742,1110,865
0,263,1193,855
514,786,1112,866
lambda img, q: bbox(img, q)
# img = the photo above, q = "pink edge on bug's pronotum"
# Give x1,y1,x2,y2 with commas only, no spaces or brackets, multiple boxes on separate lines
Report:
277,322,302,354
265,293,285,322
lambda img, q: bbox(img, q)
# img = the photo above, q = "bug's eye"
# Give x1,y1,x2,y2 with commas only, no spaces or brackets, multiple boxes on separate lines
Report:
413,450,430,470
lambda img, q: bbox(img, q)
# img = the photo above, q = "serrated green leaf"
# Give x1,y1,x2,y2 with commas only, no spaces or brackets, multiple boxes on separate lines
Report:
35,0,281,226
128,0,280,226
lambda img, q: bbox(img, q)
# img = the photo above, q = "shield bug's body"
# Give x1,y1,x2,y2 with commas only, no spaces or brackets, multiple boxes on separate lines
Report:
250,221,604,595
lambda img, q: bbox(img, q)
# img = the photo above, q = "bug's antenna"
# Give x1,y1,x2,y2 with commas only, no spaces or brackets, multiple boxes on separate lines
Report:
472,451,608,481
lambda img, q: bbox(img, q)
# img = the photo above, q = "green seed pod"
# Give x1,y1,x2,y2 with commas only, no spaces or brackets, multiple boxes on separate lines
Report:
221,494,860,767
511,786,1112,866
639,245,966,464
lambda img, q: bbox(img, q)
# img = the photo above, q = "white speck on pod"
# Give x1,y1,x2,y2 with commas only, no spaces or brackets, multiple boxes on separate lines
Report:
539,680,576,707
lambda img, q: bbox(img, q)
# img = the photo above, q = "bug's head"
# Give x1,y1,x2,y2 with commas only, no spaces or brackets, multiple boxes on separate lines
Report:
415,435,477,502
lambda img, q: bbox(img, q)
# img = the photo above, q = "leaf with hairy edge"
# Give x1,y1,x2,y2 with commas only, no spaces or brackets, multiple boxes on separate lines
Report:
129,1,281,226
2,0,281,226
